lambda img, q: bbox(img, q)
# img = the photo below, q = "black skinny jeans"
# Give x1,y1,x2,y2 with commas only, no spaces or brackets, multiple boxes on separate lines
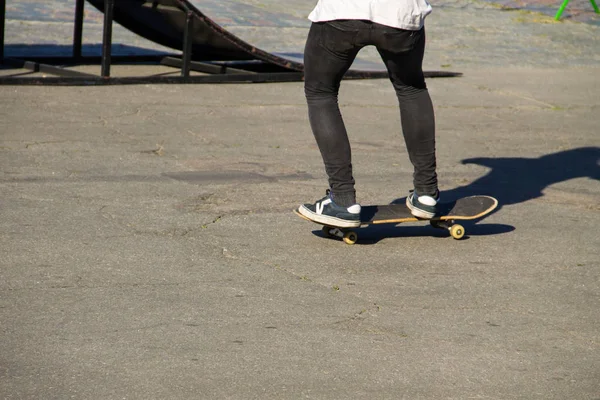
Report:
304,20,438,201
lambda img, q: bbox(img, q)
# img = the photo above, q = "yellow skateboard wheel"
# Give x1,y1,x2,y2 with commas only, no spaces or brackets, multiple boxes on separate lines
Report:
450,224,465,240
343,231,358,245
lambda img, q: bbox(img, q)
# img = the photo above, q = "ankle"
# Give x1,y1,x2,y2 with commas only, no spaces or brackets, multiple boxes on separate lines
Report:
415,189,439,199
330,191,357,207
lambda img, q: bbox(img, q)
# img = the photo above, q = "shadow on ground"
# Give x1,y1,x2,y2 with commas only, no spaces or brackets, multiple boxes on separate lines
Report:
3,43,171,58
440,146,599,209
311,147,599,244
310,223,516,245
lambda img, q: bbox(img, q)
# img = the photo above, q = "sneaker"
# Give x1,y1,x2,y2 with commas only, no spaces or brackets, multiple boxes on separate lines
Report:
406,190,439,219
299,192,361,228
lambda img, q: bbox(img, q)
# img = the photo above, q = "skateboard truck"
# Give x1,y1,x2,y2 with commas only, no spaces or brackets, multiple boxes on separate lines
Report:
430,220,465,240
321,226,359,245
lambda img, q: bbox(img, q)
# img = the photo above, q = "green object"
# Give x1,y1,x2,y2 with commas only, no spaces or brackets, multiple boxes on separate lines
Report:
555,0,600,20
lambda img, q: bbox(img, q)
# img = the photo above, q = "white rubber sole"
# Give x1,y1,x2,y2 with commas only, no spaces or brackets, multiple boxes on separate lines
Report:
298,205,361,228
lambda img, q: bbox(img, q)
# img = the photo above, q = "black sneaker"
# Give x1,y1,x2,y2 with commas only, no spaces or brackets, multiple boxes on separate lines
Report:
406,190,439,219
299,192,361,228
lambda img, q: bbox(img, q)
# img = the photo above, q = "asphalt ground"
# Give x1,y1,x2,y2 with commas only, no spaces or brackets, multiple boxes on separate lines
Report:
1,1,599,399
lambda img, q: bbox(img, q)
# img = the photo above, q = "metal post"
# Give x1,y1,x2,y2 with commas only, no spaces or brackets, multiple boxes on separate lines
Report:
0,0,6,62
73,0,85,59
101,0,115,77
181,11,194,77
554,0,570,20
556,0,599,19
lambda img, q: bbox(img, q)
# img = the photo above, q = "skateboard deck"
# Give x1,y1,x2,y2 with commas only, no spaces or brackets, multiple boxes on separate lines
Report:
294,195,498,244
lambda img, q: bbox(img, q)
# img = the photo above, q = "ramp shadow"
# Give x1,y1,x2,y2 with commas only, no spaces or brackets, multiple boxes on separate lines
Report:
3,44,171,59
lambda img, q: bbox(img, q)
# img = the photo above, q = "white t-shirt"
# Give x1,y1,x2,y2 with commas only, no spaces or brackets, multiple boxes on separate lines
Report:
308,0,432,30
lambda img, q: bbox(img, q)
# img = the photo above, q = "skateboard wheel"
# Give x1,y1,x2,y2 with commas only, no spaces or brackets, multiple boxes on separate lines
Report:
343,231,358,245
450,224,465,240
322,226,334,238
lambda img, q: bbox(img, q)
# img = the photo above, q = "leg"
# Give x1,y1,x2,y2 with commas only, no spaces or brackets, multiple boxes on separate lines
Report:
304,22,361,206
376,28,438,197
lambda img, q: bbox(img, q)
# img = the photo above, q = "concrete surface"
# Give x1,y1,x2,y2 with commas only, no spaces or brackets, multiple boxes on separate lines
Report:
1,0,599,399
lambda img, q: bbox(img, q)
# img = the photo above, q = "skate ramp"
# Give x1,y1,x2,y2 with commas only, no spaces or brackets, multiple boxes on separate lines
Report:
84,0,458,78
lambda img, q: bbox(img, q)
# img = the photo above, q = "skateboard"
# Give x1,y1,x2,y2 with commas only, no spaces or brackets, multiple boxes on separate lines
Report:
294,195,498,245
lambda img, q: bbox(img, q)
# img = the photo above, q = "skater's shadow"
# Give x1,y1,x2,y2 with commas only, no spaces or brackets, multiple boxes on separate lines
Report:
315,147,599,244
390,146,598,212
436,146,599,212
